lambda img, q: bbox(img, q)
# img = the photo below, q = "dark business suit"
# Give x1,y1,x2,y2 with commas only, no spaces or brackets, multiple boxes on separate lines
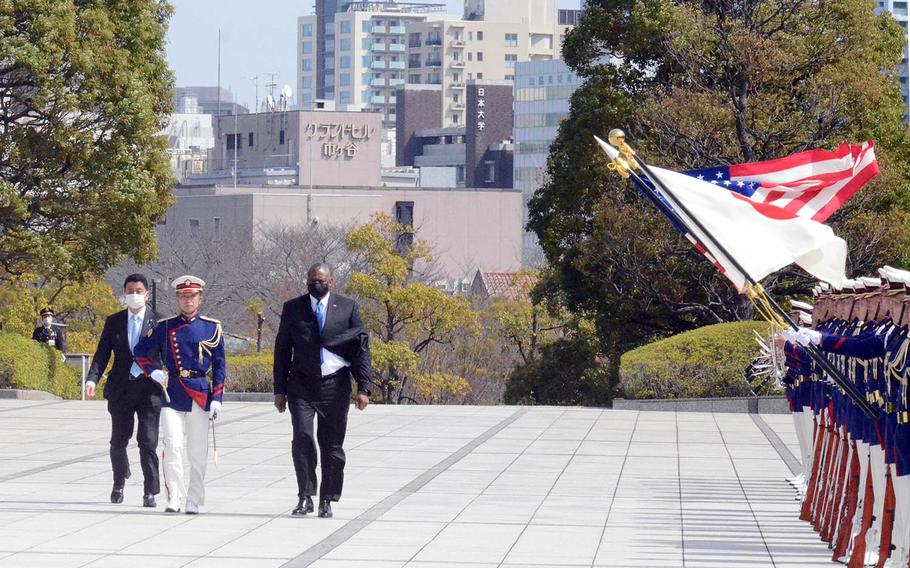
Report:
273,292,372,502
87,309,161,494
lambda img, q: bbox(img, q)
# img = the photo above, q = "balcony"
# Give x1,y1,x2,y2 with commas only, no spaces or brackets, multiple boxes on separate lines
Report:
371,42,388,52
370,95,395,105
451,60,465,67
451,102,465,110
388,61,405,69
371,78,406,88
371,60,387,69
389,25,406,34
389,43,405,52
426,58,442,68
450,39,465,48
371,25,387,34
450,82,465,89
408,59,422,68
425,37,442,47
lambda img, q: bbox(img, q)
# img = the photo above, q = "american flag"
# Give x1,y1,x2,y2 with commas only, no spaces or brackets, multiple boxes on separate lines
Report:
683,141,878,222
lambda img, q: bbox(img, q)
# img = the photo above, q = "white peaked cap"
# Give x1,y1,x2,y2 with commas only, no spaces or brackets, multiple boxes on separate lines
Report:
792,300,814,311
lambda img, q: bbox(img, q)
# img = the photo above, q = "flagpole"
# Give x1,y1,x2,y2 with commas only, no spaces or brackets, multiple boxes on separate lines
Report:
601,132,877,418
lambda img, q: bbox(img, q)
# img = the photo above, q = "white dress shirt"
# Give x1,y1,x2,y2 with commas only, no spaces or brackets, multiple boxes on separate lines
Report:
310,292,350,377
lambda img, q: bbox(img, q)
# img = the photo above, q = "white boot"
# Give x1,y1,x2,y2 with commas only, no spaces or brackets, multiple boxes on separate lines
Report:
866,445,888,564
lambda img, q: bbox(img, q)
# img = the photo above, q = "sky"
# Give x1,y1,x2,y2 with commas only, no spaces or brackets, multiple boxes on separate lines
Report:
165,0,581,111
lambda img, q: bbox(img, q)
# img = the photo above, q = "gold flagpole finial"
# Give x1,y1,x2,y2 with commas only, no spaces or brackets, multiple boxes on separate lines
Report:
608,129,638,170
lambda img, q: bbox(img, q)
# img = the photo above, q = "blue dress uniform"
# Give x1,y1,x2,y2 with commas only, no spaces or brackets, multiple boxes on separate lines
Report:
133,275,225,514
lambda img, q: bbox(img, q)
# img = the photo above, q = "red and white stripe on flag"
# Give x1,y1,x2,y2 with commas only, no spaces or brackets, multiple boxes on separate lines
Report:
731,141,878,222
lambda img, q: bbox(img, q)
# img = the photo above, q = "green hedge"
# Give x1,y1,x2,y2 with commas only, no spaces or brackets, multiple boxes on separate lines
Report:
0,332,83,399
619,321,776,399
226,353,273,393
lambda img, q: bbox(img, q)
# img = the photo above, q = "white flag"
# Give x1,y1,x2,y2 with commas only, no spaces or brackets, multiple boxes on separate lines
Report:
595,137,849,291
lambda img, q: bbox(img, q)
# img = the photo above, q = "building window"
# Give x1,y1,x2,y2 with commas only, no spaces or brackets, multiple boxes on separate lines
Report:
408,73,421,83
339,20,351,34
340,73,351,86
505,33,518,47
477,72,483,79
340,55,351,69
189,219,200,235
484,160,496,183
427,31,442,46
394,201,415,254
452,113,460,124
362,20,371,32
248,132,254,146
279,130,285,145
477,52,483,62
302,58,313,71
505,74,514,81
505,54,517,67
302,76,312,89
302,41,312,55
339,38,351,51
409,32,421,48
477,31,484,40
340,91,351,104
302,23,313,37
467,52,473,61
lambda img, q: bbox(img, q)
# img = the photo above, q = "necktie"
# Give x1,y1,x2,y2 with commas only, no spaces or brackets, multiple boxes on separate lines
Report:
315,301,325,364
129,315,142,377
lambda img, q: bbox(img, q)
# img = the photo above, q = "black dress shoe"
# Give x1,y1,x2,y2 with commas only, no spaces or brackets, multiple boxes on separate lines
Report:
292,496,314,516
110,488,124,504
164,506,181,513
318,500,332,518
143,494,156,508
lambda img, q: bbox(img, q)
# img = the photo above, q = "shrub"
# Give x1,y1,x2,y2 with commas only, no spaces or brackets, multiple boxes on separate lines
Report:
226,353,273,393
504,326,613,406
619,321,776,399
0,332,84,399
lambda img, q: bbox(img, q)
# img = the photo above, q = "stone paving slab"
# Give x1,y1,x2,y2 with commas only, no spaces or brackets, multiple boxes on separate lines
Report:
0,401,835,567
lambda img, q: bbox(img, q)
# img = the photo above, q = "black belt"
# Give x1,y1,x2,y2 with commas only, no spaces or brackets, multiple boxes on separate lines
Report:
322,368,349,380
170,370,207,378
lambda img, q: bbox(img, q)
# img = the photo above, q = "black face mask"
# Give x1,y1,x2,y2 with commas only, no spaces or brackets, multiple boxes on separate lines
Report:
308,282,329,299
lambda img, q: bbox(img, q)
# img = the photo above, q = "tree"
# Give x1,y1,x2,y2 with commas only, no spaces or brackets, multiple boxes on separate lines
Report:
487,269,566,365
345,213,477,404
504,320,612,406
529,0,910,388
0,1,174,280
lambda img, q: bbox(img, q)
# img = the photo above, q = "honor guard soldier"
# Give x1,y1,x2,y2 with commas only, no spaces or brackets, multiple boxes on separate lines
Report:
32,307,67,352
134,275,226,515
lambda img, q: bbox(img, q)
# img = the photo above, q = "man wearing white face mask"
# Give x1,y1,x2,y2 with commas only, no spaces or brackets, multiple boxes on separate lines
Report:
85,274,161,507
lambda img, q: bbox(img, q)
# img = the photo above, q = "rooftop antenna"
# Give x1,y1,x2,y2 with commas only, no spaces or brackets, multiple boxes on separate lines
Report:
216,29,221,116
251,74,259,112
280,84,293,110
264,72,279,111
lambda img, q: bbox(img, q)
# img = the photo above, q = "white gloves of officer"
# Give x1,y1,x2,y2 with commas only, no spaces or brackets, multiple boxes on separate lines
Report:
210,400,222,419
783,327,822,347
150,369,167,386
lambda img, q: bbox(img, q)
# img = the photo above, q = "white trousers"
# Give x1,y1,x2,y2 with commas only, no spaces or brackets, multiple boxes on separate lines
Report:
160,403,209,507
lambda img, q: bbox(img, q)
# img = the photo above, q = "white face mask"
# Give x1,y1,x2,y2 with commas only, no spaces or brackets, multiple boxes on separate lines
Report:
124,293,146,310
42,316,53,326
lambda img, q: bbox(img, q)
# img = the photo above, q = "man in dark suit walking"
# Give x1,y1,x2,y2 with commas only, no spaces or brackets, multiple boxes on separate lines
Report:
273,262,373,518
85,273,161,507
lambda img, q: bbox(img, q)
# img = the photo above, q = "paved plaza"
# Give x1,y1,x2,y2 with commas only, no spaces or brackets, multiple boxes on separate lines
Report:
0,400,838,567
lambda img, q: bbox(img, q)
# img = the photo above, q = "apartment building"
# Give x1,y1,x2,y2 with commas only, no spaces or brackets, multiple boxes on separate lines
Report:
298,1,448,129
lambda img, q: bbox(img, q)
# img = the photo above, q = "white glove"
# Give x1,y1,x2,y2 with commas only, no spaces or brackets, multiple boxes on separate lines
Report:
150,369,167,386
210,400,222,419
796,328,822,346
782,329,798,344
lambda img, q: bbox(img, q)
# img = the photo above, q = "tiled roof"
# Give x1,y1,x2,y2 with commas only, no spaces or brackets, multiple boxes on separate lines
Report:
475,270,537,301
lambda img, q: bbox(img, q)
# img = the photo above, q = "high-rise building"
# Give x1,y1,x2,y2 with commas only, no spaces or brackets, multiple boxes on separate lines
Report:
406,1,580,127
877,0,910,117
299,1,447,129
513,59,582,265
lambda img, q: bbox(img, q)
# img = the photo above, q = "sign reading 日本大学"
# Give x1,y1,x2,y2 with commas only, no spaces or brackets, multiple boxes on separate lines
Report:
305,122,376,160
476,88,485,131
